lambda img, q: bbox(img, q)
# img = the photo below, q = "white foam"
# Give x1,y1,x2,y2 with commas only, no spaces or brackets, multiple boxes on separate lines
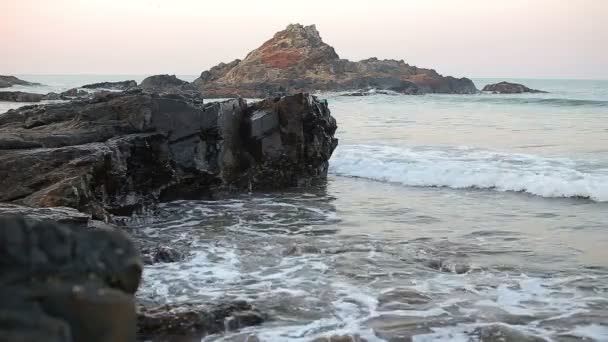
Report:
565,324,608,340
330,144,608,201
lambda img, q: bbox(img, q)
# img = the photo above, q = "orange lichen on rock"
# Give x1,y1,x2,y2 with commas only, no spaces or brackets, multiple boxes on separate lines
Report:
261,50,302,69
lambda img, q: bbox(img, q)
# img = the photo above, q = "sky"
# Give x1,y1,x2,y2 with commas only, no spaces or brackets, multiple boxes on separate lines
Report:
1,0,607,79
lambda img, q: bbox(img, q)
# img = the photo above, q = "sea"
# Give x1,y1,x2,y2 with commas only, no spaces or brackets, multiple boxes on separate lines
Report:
2,76,608,341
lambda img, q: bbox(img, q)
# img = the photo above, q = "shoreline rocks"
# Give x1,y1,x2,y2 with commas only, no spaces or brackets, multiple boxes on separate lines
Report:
0,90,338,219
194,24,478,97
482,81,547,94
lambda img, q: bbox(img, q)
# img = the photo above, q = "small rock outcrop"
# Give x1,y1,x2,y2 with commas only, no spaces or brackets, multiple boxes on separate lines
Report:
137,301,264,340
139,74,195,93
482,81,547,94
0,90,337,219
0,214,143,342
194,24,477,97
0,75,42,88
81,80,137,91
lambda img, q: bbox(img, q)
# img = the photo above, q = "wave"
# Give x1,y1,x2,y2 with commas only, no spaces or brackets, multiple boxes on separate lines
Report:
330,145,608,202
466,96,608,108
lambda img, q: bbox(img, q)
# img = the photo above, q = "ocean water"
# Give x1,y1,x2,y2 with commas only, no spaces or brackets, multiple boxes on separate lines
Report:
2,77,608,341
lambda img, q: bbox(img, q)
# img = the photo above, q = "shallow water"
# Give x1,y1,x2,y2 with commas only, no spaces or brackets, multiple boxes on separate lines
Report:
3,77,608,340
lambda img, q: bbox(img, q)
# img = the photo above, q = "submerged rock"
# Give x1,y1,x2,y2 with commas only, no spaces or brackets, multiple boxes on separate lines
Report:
137,301,264,340
0,90,337,219
194,24,477,97
471,324,548,342
482,81,547,94
0,215,142,342
141,245,185,264
0,75,42,88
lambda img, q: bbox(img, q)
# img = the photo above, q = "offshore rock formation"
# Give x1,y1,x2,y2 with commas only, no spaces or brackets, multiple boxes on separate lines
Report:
0,75,42,88
194,24,477,97
0,214,142,342
81,80,137,91
0,90,337,219
482,81,547,94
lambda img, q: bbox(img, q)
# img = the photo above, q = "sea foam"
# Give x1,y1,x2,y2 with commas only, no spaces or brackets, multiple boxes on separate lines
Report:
330,145,608,201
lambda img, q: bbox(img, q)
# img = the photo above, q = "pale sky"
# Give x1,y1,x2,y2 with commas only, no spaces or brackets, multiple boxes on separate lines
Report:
1,0,607,79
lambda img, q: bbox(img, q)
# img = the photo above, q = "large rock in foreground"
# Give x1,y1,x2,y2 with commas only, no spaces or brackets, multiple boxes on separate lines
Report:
0,214,142,342
0,75,42,88
482,81,547,94
0,90,337,219
194,24,477,97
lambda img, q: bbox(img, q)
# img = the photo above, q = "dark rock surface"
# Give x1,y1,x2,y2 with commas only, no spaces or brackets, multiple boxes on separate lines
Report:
194,24,477,97
482,81,547,94
82,80,137,90
137,301,264,340
0,214,142,342
140,75,196,93
0,91,45,102
0,90,337,219
141,245,185,265
0,75,42,88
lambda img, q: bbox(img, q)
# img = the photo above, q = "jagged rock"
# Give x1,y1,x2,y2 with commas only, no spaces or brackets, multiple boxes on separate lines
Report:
0,215,142,342
137,301,264,340
0,75,42,88
0,91,44,102
81,80,137,90
482,81,547,94
60,88,88,98
194,24,477,97
0,90,337,219
139,74,196,93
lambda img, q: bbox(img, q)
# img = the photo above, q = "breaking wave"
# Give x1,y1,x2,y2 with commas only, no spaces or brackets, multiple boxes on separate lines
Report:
330,145,608,202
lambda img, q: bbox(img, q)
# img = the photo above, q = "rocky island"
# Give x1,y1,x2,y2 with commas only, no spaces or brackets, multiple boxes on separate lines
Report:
193,24,478,97
482,81,547,94
0,75,41,88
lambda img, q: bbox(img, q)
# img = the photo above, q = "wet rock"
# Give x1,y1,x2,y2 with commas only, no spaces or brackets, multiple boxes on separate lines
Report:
60,88,88,98
137,301,265,340
81,80,137,90
0,75,42,88
141,245,185,264
310,334,367,342
471,324,548,341
0,215,142,342
139,74,196,93
482,81,547,94
194,24,477,97
44,92,62,100
0,91,338,218
282,244,322,256
426,259,471,274
0,203,90,226
0,91,44,102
